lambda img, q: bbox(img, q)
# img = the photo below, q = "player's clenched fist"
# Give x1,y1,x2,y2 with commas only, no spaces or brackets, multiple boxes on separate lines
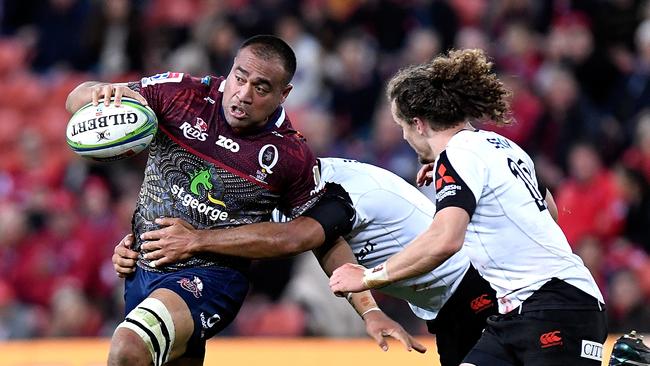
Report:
329,263,368,294
112,234,139,278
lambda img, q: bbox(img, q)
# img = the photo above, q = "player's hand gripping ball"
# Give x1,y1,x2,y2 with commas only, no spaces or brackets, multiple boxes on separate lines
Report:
66,97,157,161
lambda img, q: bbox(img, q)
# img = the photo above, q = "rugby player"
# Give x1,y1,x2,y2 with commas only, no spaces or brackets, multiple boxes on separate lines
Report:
330,49,608,366
113,157,496,366
67,35,386,366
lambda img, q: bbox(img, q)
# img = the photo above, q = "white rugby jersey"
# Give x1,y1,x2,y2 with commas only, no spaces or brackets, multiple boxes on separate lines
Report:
434,129,604,313
314,158,471,320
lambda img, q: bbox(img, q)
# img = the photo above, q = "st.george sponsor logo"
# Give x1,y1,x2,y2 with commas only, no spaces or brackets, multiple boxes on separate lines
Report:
171,185,228,221
180,118,209,141
172,168,228,222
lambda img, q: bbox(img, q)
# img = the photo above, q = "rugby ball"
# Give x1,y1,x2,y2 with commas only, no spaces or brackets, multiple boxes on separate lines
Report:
66,97,157,162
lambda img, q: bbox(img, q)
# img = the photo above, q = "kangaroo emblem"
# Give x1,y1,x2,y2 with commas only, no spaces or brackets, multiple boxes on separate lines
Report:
189,169,226,207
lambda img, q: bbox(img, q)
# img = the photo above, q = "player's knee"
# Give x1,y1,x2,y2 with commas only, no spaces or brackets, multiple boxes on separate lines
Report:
114,298,177,366
108,329,152,366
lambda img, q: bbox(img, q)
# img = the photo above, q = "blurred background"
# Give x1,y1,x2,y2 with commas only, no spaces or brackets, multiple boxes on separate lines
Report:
0,0,649,343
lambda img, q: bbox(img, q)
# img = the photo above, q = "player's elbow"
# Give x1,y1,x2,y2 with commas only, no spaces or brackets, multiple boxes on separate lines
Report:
66,89,86,114
65,81,98,114
424,229,463,262
65,94,78,114
439,240,463,259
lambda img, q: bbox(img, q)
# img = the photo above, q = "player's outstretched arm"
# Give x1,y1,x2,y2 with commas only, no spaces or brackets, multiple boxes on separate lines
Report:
330,207,468,293
65,81,148,114
314,237,426,354
140,216,325,266
141,182,355,265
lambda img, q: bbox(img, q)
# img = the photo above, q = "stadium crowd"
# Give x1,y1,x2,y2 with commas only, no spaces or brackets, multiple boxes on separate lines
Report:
0,0,649,339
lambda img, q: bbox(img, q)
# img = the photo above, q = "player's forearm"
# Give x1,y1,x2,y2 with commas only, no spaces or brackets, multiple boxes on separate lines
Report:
386,229,457,282
314,237,379,316
65,81,106,113
193,217,325,259
313,236,356,276
366,208,468,287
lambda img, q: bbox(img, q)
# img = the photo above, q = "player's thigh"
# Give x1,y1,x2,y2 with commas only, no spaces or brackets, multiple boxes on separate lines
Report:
119,266,248,363
464,310,607,366
519,309,607,366
462,318,519,366
431,265,498,366
158,266,249,359
150,288,195,359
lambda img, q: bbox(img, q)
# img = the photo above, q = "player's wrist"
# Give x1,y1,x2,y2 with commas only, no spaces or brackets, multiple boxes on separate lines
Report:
362,262,390,289
191,230,210,255
360,307,382,319
346,291,380,319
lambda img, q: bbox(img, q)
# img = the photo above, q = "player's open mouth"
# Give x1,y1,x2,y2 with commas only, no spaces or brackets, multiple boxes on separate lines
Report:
229,105,247,119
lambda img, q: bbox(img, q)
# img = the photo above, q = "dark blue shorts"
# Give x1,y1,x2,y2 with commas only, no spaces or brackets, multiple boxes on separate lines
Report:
124,265,249,359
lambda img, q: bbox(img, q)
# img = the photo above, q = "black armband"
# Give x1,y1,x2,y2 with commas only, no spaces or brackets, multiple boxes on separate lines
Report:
302,182,356,246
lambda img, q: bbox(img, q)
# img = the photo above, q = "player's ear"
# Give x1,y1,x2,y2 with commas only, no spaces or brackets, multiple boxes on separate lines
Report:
414,117,427,135
280,83,293,104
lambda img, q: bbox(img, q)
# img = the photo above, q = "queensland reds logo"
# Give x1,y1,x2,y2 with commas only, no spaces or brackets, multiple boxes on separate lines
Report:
194,117,208,132
258,144,279,174
177,276,204,298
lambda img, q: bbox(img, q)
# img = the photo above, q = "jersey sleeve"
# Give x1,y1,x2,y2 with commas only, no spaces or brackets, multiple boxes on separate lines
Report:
127,72,200,128
434,148,486,218
277,139,322,218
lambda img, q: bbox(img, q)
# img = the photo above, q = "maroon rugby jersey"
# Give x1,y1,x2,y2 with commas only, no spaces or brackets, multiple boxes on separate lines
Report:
128,72,321,272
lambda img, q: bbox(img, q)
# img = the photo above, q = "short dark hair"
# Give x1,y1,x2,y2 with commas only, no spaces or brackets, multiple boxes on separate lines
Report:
387,49,512,130
240,35,297,85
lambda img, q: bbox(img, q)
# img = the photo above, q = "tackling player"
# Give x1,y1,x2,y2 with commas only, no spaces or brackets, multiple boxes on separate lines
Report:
330,49,608,366
67,35,394,366
113,157,497,366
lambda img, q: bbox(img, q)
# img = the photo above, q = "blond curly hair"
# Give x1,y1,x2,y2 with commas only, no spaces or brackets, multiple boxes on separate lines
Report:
386,49,512,130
